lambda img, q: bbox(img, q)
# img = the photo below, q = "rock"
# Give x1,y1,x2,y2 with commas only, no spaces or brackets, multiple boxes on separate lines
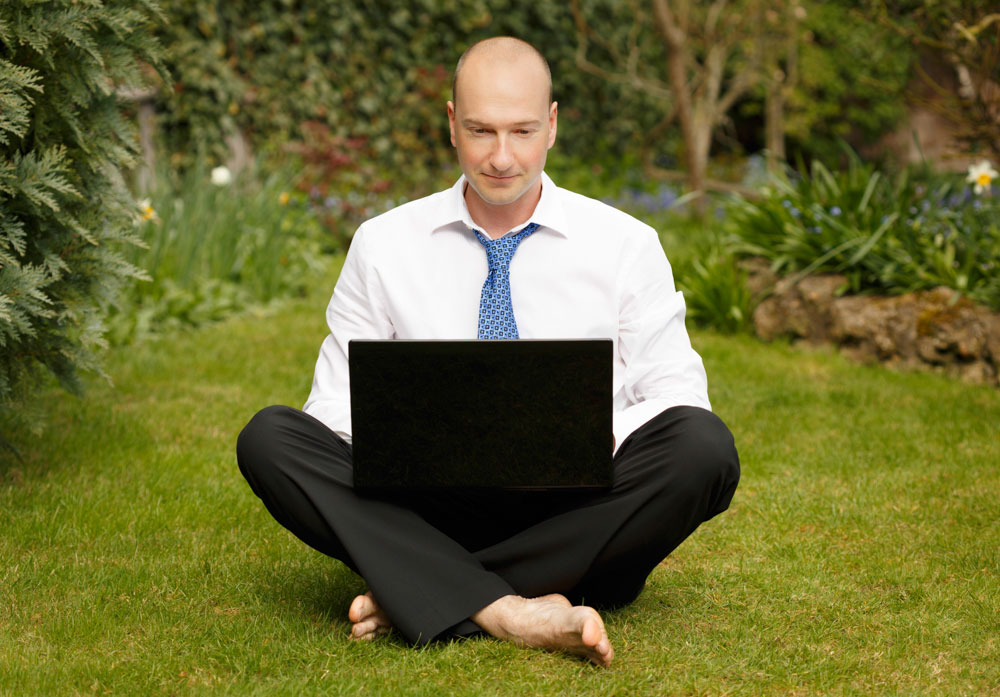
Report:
751,273,999,387
739,257,778,298
830,295,896,360
983,312,1000,362
750,270,846,343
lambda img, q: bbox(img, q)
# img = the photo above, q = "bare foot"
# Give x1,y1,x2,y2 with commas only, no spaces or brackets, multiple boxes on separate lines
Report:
348,591,393,641
472,594,614,667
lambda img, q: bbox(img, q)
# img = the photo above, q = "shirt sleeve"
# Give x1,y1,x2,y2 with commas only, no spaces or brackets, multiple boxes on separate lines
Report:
613,229,711,454
303,227,394,442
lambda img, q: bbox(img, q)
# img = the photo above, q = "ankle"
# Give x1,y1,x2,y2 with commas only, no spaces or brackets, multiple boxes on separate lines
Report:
473,594,522,639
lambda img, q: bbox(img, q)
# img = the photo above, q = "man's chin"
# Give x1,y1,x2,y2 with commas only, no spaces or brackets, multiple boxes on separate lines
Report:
468,178,530,207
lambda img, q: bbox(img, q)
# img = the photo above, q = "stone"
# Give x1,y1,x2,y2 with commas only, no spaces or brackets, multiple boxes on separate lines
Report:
750,272,999,387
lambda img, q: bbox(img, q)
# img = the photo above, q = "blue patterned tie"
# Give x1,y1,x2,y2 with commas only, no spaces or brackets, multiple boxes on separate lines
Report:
475,222,539,339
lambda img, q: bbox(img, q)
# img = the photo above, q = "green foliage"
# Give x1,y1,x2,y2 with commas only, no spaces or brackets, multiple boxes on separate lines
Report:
795,3,912,161
727,151,1000,309
644,211,758,335
738,1,914,164
0,0,165,430
106,165,334,345
681,247,757,335
151,1,665,195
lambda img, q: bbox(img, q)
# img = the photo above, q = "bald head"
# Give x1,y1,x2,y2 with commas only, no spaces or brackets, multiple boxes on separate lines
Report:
452,37,552,106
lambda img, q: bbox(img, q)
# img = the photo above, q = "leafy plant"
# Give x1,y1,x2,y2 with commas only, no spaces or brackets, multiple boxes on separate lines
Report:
0,0,165,436
149,1,662,192
644,211,758,335
106,164,334,345
680,246,758,334
726,151,1000,309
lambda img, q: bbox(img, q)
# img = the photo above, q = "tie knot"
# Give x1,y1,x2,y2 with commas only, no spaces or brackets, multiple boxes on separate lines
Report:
476,222,539,271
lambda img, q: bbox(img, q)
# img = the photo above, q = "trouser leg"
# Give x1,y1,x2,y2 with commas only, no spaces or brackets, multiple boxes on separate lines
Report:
237,404,739,643
237,405,514,644
469,405,740,609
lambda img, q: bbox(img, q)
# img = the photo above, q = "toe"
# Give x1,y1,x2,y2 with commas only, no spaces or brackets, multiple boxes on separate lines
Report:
351,619,377,639
348,593,375,623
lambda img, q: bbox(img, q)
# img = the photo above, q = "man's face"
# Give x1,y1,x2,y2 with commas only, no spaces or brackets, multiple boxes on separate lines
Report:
448,54,557,210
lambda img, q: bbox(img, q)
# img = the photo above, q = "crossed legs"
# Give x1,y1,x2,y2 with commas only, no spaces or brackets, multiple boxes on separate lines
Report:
237,404,739,666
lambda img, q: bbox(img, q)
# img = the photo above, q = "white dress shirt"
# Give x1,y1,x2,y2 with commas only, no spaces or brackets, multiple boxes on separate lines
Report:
304,172,711,455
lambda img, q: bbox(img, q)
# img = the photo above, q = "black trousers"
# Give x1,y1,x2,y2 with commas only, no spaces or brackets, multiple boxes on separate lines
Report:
237,404,739,645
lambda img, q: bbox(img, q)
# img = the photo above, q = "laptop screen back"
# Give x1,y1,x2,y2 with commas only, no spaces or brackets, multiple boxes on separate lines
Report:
349,339,613,491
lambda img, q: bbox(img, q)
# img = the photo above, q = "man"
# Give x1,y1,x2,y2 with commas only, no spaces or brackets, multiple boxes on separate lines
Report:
237,37,739,668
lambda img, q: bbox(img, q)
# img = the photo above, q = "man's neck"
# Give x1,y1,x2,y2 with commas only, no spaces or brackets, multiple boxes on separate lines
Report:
465,181,542,239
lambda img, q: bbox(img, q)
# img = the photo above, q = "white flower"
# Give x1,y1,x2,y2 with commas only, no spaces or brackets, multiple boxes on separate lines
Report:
211,165,232,186
966,159,997,194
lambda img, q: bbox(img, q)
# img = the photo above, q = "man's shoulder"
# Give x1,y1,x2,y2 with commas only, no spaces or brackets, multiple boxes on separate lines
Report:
357,186,455,237
552,182,657,241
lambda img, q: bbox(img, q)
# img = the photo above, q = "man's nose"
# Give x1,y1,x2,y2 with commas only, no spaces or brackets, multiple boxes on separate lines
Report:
490,135,514,171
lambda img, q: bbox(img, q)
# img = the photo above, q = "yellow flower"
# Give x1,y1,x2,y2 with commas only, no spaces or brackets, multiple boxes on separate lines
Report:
966,159,998,195
279,191,290,206
138,198,158,223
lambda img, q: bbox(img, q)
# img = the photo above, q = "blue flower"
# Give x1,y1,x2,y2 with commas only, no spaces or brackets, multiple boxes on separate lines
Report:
830,206,842,216
782,199,793,208
791,207,801,217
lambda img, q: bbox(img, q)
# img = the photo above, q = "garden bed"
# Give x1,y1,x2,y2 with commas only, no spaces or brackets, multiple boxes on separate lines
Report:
745,259,1000,386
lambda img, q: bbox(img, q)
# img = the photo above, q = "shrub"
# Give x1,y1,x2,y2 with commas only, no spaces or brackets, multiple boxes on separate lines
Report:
680,247,757,335
150,1,673,191
642,209,758,335
0,1,165,435
726,152,1000,310
106,164,334,345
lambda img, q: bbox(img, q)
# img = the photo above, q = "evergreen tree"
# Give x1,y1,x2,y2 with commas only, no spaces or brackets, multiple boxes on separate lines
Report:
0,1,166,440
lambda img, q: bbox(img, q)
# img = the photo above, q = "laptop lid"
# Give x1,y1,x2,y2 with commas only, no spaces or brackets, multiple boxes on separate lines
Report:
349,339,613,491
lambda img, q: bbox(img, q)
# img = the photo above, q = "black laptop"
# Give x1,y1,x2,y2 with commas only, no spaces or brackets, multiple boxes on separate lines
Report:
349,339,613,491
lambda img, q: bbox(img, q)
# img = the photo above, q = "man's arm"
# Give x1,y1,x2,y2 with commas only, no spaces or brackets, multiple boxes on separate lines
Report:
303,227,394,441
613,228,711,453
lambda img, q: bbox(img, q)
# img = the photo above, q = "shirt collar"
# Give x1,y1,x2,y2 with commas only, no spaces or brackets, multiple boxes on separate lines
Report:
432,171,570,238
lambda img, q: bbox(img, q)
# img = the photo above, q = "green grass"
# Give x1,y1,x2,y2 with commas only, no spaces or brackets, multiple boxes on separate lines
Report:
2,284,998,696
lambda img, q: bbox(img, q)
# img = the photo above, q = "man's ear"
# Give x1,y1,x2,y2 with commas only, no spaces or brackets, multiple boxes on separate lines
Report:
547,101,558,149
447,101,457,148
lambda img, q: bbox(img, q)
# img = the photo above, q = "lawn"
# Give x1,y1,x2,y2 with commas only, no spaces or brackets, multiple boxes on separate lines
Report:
1,285,998,696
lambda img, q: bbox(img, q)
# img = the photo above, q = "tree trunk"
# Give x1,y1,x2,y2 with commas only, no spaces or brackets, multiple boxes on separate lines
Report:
765,78,786,171
688,114,713,212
